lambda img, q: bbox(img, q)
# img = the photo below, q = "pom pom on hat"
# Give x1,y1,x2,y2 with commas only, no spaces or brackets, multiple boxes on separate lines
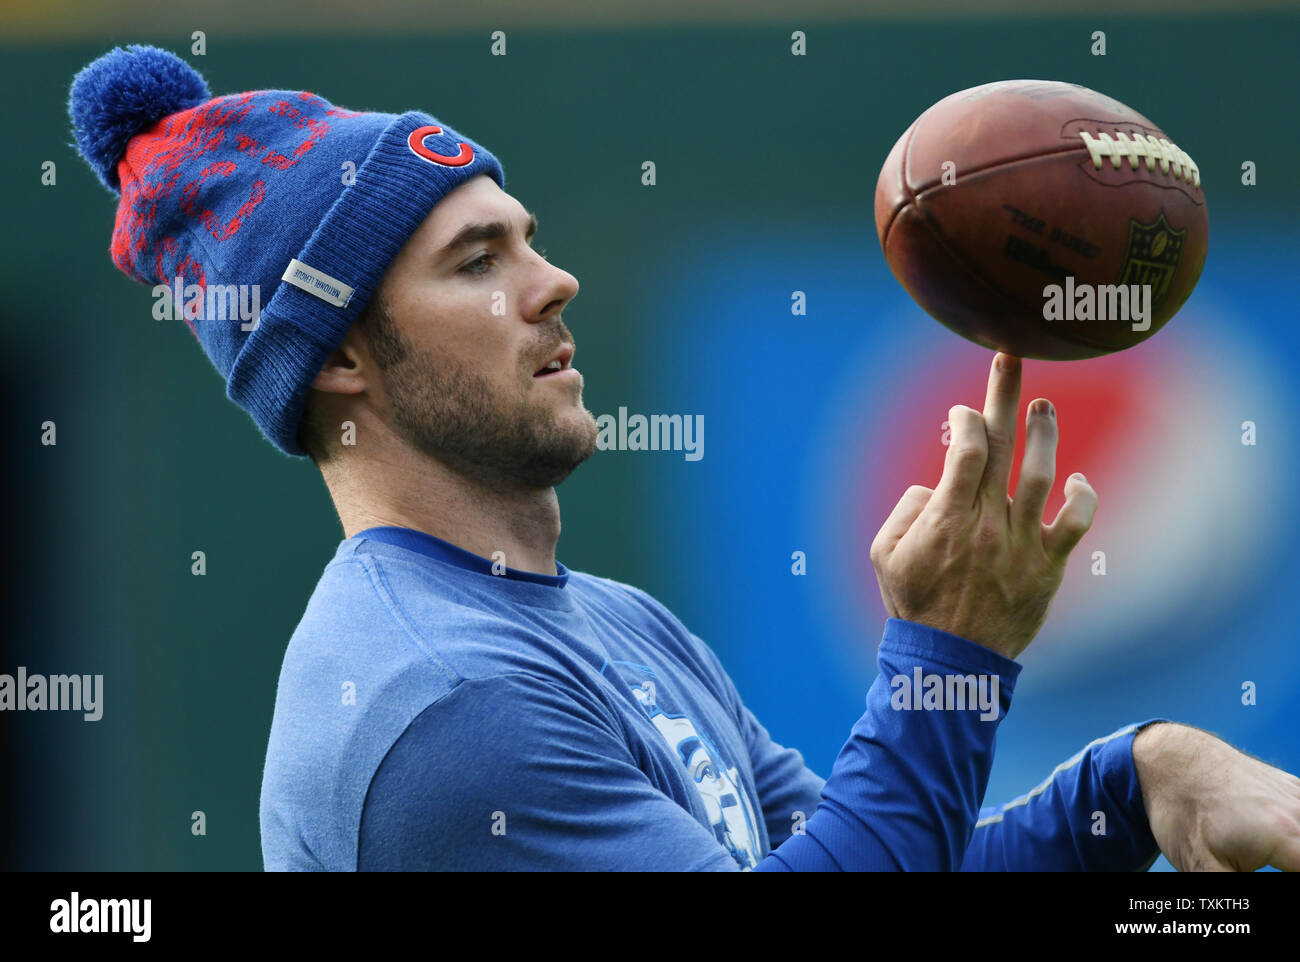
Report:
68,44,210,193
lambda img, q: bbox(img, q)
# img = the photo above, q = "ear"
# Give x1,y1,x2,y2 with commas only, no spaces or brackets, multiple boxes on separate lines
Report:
310,323,370,395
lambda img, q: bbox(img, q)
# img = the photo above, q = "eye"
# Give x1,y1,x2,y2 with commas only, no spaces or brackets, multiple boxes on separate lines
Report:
460,253,496,276
460,246,547,277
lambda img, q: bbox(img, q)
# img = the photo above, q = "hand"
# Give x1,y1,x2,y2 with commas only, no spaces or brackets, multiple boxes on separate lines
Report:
1133,722,1300,871
869,352,1097,660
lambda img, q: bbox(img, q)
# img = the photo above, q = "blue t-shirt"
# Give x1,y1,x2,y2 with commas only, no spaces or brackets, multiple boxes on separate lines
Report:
259,526,1163,871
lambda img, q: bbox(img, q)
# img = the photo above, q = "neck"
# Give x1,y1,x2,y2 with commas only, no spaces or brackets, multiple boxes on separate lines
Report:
319,440,562,577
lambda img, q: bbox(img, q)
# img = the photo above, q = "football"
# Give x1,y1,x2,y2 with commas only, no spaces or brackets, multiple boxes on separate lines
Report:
874,80,1208,360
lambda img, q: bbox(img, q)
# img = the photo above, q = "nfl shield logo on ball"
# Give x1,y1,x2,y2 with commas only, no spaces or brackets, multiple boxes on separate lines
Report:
1118,212,1186,310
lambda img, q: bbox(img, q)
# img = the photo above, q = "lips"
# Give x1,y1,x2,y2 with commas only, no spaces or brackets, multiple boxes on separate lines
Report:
533,344,575,377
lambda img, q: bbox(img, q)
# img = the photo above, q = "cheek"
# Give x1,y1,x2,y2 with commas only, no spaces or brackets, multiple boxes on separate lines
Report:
403,299,519,374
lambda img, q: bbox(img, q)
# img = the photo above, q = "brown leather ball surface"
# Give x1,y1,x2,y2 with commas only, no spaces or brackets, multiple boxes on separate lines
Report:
875,80,1208,360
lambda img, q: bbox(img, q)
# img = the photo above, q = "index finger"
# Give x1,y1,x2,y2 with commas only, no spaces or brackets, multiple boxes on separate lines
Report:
930,404,989,516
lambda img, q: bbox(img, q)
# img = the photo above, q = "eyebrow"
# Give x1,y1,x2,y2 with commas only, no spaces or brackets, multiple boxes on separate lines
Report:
437,212,538,260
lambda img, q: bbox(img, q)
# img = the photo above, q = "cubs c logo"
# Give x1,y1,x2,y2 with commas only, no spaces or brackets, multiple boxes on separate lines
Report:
407,125,475,167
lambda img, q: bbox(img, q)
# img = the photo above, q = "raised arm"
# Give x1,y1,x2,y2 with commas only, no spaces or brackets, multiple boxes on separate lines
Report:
758,352,1099,869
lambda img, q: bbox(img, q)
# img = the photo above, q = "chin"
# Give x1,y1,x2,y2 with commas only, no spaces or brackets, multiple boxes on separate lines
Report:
557,401,597,434
557,407,600,463
486,399,592,489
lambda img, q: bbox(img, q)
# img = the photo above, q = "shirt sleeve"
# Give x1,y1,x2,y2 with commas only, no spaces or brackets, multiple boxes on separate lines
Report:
754,618,1023,871
684,616,1017,864
959,718,1170,871
734,701,829,852
357,671,742,871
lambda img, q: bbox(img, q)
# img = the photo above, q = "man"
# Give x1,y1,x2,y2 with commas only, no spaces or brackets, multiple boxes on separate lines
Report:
71,46,1300,872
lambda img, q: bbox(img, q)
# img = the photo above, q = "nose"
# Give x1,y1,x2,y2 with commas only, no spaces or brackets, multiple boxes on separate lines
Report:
526,252,579,324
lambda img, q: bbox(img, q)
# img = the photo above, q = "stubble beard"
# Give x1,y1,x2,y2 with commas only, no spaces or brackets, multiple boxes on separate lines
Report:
369,309,598,489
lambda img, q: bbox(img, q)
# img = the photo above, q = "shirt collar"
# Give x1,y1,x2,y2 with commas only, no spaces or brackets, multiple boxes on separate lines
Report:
353,525,569,588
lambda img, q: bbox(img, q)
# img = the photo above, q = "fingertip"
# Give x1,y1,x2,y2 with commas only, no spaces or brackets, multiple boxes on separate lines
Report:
1071,477,1099,521
949,403,977,421
1066,473,1097,504
1058,473,1098,514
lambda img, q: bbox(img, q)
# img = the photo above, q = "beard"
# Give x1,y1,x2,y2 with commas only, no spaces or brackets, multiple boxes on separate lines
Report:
366,303,598,489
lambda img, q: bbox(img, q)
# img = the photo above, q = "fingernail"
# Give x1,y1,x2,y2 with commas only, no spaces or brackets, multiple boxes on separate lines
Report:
1031,399,1053,417
1073,472,1087,483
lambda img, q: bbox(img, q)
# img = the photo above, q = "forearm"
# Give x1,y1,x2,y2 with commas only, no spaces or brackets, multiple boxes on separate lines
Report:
755,618,1020,871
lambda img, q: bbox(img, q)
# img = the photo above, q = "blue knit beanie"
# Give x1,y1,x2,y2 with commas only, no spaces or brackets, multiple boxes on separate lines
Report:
68,45,506,456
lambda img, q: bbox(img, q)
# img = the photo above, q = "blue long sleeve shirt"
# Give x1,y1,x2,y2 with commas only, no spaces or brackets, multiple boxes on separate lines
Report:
258,526,1164,871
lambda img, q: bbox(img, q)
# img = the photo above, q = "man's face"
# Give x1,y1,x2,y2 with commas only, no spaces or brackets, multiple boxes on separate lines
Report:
366,174,597,488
